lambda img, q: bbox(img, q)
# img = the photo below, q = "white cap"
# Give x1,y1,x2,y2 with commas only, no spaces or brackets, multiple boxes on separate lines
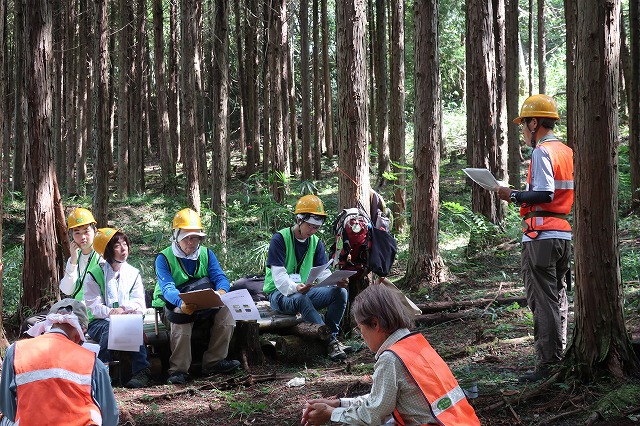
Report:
297,214,325,227
177,229,206,241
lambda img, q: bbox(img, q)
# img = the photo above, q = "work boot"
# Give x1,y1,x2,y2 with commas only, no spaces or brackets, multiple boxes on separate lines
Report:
125,368,151,388
337,340,355,354
327,340,347,360
166,372,187,385
519,366,551,383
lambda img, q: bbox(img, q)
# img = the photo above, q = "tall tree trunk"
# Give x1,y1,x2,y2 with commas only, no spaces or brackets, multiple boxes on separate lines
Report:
93,0,110,226
336,0,370,212
466,0,502,224
153,0,176,194
374,0,389,184
566,0,640,380
117,0,132,198
321,0,334,158
168,0,180,165
181,0,201,212
269,0,286,202
262,1,271,178
244,0,259,176
506,0,521,188
234,0,247,157
63,0,77,195
22,0,67,314
0,0,8,350
367,0,376,162
211,0,230,244
78,0,93,196
527,0,533,95
52,5,63,193
493,0,508,191
630,0,640,209
406,0,445,289
389,0,406,232
537,0,546,93
194,1,206,196
2,2,11,189
13,0,25,193
129,0,145,194
564,0,577,150
300,0,312,180
312,0,323,179
287,38,299,177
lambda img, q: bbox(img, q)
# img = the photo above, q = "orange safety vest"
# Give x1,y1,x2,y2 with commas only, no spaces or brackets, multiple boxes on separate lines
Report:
386,333,480,426
13,333,103,426
520,140,574,239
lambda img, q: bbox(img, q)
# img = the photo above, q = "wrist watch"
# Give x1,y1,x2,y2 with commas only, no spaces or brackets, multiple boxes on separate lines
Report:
510,191,518,205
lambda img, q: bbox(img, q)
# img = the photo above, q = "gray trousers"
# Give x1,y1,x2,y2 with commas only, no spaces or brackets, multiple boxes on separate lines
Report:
521,238,571,367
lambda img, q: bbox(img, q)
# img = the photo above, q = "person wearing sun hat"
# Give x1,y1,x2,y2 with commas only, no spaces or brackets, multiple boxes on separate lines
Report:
0,298,119,426
263,194,351,361
153,208,240,385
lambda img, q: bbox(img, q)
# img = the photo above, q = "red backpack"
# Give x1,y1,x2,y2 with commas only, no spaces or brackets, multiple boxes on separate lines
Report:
330,208,371,279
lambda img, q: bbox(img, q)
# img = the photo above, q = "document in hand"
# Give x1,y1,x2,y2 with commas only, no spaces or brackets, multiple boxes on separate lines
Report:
314,270,357,287
179,288,225,309
462,168,505,192
108,314,143,351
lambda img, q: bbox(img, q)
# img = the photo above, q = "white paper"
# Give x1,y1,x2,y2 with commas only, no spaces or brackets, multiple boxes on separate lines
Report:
305,260,333,285
107,314,143,352
315,270,358,287
82,342,101,357
462,168,505,192
220,289,261,321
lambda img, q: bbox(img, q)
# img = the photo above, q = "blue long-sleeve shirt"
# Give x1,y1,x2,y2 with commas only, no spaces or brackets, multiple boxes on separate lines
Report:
155,247,230,308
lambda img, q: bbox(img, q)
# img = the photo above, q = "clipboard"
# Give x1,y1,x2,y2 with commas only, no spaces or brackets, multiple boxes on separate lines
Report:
179,288,225,309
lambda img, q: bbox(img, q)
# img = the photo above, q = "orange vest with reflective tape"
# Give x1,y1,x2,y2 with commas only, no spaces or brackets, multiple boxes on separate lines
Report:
14,333,103,426
520,140,574,238
386,333,480,426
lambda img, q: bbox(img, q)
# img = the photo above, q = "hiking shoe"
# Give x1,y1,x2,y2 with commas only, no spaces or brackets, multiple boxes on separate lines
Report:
166,372,187,385
125,368,151,388
203,359,241,375
519,367,550,383
328,340,347,360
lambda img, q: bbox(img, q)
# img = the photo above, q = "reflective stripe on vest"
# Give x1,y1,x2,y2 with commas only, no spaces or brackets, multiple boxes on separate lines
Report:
387,333,480,426
521,139,574,237
14,333,102,426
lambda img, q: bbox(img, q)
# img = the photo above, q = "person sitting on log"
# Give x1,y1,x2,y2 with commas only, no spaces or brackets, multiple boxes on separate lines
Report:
152,208,240,385
263,194,352,361
301,284,481,426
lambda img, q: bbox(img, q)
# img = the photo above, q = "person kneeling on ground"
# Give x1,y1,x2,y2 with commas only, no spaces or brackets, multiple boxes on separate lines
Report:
301,284,481,425
263,195,352,361
0,299,118,426
153,208,240,385
85,228,152,389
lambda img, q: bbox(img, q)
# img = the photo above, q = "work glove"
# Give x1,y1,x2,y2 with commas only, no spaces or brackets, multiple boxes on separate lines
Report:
216,289,227,296
180,302,198,315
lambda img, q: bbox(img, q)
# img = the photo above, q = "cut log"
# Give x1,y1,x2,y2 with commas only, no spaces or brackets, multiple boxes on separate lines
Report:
273,335,326,363
416,296,527,314
414,310,482,325
230,320,265,368
258,314,302,332
283,322,333,342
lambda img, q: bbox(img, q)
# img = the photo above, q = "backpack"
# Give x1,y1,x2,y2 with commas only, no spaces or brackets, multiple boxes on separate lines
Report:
330,197,397,278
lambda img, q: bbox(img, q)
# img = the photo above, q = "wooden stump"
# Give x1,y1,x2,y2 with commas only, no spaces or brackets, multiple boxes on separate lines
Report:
273,335,326,363
230,320,265,368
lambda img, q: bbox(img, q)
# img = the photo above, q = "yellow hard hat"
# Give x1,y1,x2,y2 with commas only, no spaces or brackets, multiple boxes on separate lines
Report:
513,94,560,124
294,195,326,217
172,208,203,230
67,208,97,229
93,228,118,256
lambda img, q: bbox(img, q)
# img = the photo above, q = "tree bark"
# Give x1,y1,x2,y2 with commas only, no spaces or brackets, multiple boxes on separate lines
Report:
211,0,230,244
13,0,25,193
62,0,77,195
168,0,180,165
0,0,7,350
336,0,370,213
567,0,640,380
312,0,323,179
300,0,312,180
466,0,502,225
527,0,534,95
233,0,247,157
374,0,389,183
287,38,299,177
536,0,546,94
244,0,259,176
630,0,640,209
93,0,110,226
406,0,444,289
181,0,201,212
493,0,508,193
117,0,132,198
321,0,334,158
505,0,521,189
22,0,66,314
269,0,287,203
389,0,406,232
564,0,577,150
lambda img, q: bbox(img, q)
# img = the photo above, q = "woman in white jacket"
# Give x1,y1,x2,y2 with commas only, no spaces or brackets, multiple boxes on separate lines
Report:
84,228,151,388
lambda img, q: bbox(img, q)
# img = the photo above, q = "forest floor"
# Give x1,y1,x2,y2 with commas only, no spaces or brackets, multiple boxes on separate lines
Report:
111,240,640,426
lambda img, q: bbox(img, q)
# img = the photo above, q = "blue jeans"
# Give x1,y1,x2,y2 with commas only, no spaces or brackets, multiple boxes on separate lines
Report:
87,318,150,375
269,286,348,339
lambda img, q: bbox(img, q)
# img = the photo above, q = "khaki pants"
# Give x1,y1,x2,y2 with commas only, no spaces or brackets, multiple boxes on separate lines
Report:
522,238,571,367
167,306,236,374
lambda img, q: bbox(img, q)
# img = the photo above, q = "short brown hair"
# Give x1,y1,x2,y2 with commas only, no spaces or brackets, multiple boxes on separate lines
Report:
103,231,130,264
352,284,413,333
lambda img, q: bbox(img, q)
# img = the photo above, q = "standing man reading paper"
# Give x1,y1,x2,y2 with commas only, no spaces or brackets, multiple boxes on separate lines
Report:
497,94,574,382
263,195,352,360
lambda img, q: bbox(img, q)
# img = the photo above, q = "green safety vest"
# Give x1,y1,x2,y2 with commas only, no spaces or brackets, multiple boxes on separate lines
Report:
70,250,101,302
152,246,209,308
86,263,138,323
263,227,318,295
